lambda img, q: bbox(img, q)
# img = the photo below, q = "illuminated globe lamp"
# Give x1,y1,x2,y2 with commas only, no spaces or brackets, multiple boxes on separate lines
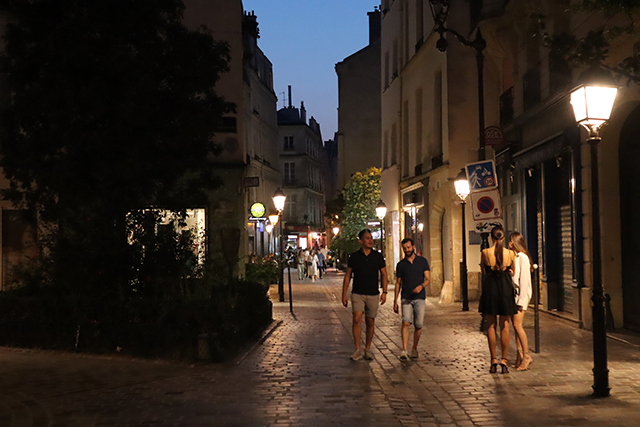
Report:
375,200,387,253
454,168,470,312
569,67,618,398
332,226,340,236
375,201,387,220
454,169,470,201
272,188,287,213
268,213,279,226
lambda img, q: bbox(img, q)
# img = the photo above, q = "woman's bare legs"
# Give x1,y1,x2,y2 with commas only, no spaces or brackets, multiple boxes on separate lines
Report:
513,308,532,370
485,314,498,363
498,315,510,363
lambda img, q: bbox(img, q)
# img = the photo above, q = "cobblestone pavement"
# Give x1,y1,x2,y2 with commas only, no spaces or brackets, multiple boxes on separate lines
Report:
1,270,640,426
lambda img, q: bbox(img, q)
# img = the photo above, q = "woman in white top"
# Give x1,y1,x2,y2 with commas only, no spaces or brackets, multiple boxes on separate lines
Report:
309,250,319,282
509,232,533,371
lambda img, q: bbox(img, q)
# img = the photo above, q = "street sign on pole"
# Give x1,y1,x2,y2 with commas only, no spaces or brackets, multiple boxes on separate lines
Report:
469,188,502,221
466,160,498,192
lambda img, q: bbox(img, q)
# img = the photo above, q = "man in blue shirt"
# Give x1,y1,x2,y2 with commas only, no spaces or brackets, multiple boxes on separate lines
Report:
393,238,430,361
342,229,388,361
317,250,325,279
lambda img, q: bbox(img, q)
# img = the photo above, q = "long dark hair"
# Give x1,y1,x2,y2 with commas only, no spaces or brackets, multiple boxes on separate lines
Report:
509,231,533,270
491,226,505,269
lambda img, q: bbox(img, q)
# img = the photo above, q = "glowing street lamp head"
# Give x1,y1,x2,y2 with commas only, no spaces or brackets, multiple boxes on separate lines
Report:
268,213,279,225
332,226,340,236
454,169,470,201
375,200,387,220
272,188,287,213
266,223,273,233
570,67,618,132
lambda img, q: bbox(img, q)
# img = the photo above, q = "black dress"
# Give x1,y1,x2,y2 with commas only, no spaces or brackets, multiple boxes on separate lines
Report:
479,265,518,316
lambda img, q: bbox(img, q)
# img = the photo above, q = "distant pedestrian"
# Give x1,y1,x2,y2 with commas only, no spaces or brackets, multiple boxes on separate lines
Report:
509,232,533,371
304,249,311,278
342,229,388,361
309,250,319,282
297,250,305,280
479,226,517,374
317,249,325,279
393,238,430,361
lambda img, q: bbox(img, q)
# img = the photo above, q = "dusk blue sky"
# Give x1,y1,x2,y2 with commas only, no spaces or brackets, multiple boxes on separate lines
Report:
241,0,380,140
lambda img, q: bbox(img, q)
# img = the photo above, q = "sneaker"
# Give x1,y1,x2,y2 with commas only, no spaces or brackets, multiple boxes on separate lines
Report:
350,349,363,361
363,349,374,360
399,350,409,361
410,348,419,359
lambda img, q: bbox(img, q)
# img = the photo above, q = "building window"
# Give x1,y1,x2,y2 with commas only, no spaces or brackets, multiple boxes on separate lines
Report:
284,162,296,185
284,136,294,150
285,194,297,222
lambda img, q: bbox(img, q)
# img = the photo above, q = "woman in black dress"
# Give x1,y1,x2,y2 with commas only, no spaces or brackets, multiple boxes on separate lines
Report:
479,226,517,373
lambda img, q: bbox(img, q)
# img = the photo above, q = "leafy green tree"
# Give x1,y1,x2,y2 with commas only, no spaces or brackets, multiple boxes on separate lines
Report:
332,167,381,254
534,0,640,81
0,0,232,296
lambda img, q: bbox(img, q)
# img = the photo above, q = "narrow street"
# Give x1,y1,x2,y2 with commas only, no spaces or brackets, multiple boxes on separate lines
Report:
1,270,640,426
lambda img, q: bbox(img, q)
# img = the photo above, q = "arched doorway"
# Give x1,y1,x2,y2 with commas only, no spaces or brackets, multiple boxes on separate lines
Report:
619,105,640,331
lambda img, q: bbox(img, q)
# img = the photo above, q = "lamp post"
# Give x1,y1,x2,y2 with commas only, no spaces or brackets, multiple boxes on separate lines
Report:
454,169,471,312
430,1,486,162
272,188,287,302
376,201,387,253
268,212,282,301
569,68,618,398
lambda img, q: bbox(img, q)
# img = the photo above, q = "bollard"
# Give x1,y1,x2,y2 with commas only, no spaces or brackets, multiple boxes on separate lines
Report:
532,264,540,354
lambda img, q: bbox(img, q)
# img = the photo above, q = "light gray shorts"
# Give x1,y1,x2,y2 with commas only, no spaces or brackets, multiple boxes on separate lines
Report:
402,298,426,329
351,293,380,318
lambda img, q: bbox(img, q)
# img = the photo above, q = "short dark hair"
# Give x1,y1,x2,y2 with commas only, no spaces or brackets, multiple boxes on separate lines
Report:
358,229,372,240
401,237,414,246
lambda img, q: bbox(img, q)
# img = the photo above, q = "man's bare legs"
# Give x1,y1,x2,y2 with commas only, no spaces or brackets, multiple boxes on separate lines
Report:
413,326,423,350
401,321,410,351
352,311,363,350
365,316,375,350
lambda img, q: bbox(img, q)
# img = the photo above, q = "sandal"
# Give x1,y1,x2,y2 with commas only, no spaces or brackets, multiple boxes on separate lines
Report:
500,358,509,374
512,350,523,369
517,354,533,371
489,358,498,374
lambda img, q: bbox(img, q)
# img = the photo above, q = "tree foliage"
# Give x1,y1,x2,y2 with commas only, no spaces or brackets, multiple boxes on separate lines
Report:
331,167,381,254
534,0,640,82
0,0,232,294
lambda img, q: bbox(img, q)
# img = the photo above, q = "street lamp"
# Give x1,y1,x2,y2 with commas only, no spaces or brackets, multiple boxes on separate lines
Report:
266,222,274,254
272,189,286,302
376,200,387,253
332,226,340,236
454,169,471,312
570,68,617,398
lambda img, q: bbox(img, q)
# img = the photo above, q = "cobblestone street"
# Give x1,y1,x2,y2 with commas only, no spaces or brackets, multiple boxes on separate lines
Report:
1,270,640,426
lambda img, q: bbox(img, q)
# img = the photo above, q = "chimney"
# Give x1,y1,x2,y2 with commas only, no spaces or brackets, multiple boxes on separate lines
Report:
368,8,381,44
301,101,306,123
288,85,292,108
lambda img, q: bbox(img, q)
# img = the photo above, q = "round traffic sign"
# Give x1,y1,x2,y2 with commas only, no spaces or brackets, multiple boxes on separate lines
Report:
477,197,494,214
484,176,495,187
250,202,266,218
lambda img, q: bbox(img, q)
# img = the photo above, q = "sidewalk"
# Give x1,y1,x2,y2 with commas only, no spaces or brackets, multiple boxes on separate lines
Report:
0,269,638,426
